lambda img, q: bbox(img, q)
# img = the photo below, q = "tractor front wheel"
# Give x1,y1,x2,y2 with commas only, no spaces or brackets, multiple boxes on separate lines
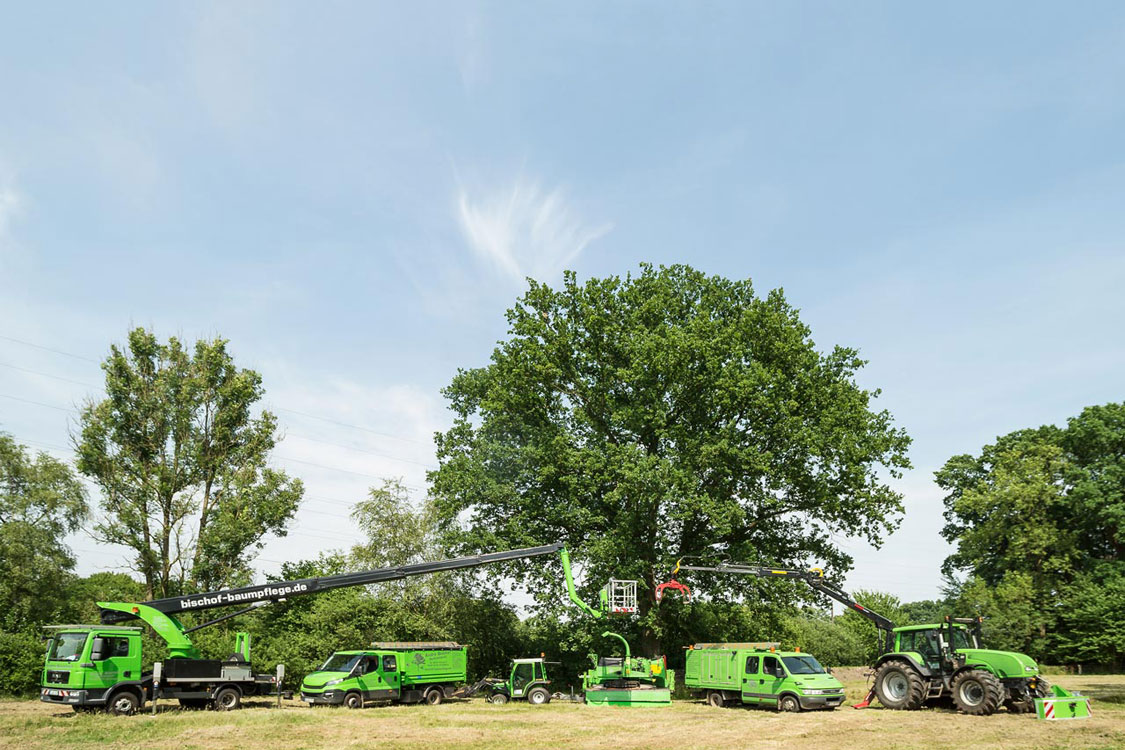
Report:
527,687,550,705
951,669,1003,716
488,693,509,705
874,660,926,710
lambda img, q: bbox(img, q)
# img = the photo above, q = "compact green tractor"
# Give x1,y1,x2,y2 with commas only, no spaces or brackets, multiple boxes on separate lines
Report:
679,562,1049,716
458,658,555,705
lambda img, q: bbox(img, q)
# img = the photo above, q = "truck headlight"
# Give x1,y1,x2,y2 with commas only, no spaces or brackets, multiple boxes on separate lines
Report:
324,679,343,687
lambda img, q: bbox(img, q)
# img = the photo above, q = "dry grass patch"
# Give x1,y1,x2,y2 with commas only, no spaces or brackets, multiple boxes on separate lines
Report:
1,675,1122,750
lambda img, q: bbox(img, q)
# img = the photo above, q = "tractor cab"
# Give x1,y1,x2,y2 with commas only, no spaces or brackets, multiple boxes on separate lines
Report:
475,658,554,705
893,620,982,671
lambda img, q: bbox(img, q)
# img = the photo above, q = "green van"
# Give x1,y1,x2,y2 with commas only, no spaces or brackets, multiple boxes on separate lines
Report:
300,642,467,708
684,642,846,711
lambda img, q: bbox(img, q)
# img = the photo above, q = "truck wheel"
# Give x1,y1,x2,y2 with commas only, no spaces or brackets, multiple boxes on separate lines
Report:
107,690,140,716
951,669,1003,716
344,691,363,709
874,660,926,710
213,687,242,711
779,694,801,713
527,687,550,705
707,691,724,708
488,693,509,705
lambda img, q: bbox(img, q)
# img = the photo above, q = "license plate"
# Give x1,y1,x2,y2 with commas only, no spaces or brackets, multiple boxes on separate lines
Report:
302,697,314,703
47,690,62,696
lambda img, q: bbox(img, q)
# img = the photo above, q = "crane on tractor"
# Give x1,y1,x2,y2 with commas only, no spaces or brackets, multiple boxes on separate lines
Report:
679,560,1050,716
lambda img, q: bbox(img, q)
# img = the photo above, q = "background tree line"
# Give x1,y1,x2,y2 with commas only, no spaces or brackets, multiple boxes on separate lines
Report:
2,265,1121,695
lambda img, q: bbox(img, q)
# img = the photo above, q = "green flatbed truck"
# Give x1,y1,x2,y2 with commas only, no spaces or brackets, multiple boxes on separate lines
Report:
300,642,467,708
684,643,846,711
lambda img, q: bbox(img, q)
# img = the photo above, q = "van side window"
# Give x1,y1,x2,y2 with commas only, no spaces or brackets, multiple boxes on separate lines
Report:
763,656,779,675
745,656,759,674
382,655,397,672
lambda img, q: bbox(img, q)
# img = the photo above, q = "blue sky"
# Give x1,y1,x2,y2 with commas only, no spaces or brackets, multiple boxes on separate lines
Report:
1,2,1123,603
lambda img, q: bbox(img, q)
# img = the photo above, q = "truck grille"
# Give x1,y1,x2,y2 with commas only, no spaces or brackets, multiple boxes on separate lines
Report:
46,670,68,684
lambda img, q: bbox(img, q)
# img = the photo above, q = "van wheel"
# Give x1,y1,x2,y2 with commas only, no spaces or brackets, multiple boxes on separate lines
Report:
108,690,140,716
424,687,444,705
707,691,724,708
213,687,241,711
779,694,801,712
344,691,362,709
527,687,550,705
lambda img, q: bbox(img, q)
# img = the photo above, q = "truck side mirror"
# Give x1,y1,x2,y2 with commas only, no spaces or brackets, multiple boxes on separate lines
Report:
90,637,107,661
775,667,785,679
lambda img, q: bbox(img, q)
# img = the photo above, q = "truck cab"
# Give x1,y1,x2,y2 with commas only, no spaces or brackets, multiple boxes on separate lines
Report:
40,626,148,714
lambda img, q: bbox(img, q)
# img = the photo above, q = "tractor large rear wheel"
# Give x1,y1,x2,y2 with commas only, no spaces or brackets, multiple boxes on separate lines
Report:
951,669,1003,716
874,660,926,710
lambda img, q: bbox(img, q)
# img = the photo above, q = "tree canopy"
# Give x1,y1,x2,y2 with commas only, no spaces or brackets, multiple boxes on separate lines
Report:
0,433,88,632
429,265,911,649
74,328,303,598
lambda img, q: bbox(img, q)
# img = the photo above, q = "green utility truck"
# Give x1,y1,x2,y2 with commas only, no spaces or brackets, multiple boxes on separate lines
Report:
300,642,467,708
680,561,1049,715
40,544,564,715
40,625,273,713
684,643,846,711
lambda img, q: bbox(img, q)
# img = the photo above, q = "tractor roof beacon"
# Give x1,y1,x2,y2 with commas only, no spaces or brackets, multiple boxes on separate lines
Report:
678,562,1049,716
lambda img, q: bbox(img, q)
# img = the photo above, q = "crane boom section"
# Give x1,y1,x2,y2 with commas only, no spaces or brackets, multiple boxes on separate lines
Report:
101,543,563,624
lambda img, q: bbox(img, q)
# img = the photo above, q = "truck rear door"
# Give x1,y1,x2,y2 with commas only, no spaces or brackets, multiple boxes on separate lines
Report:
377,654,401,698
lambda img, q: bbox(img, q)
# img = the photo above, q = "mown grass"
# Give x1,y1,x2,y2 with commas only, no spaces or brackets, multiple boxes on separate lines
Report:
2,674,1123,750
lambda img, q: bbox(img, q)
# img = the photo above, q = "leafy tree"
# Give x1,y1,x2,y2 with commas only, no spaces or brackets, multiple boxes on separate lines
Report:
837,589,904,663
0,433,88,632
429,265,911,651
74,328,303,598
898,599,949,626
1053,566,1125,669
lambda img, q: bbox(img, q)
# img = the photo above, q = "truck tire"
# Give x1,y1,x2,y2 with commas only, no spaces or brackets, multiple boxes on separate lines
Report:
527,687,551,705
707,691,724,708
488,693,509,705
343,691,363,709
874,660,926,710
779,694,801,713
107,689,140,716
213,686,242,711
951,669,1003,716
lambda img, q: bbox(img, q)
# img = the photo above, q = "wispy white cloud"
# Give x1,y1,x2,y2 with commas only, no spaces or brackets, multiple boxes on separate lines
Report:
456,176,613,283
0,178,23,249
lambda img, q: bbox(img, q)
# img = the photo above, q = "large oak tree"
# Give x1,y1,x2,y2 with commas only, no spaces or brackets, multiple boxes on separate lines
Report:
429,265,911,650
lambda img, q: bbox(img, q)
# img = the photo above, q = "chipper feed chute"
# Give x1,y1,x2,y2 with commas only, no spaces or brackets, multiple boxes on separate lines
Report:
1036,684,1092,720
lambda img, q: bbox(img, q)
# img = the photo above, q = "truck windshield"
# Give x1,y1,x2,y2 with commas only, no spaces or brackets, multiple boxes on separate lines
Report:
781,655,825,675
48,632,88,662
319,653,364,673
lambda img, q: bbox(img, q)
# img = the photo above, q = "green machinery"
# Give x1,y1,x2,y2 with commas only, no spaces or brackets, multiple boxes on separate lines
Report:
457,657,556,704
680,561,1050,715
1035,684,1091,720
560,549,673,706
40,544,564,714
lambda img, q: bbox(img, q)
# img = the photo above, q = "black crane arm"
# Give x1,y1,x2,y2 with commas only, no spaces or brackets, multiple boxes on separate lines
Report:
101,543,563,624
678,561,898,650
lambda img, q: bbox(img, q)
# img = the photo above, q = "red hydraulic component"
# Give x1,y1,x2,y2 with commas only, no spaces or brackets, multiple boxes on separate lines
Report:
852,685,876,709
655,559,692,603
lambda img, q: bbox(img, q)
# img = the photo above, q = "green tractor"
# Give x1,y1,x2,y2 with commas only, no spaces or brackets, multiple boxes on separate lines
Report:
458,658,556,705
679,561,1048,716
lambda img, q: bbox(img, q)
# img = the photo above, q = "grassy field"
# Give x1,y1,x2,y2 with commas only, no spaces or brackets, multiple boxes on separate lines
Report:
3,673,1123,750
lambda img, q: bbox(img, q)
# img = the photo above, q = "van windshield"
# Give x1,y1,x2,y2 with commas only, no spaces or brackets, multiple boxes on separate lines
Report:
319,653,364,673
781,655,825,675
48,632,88,662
